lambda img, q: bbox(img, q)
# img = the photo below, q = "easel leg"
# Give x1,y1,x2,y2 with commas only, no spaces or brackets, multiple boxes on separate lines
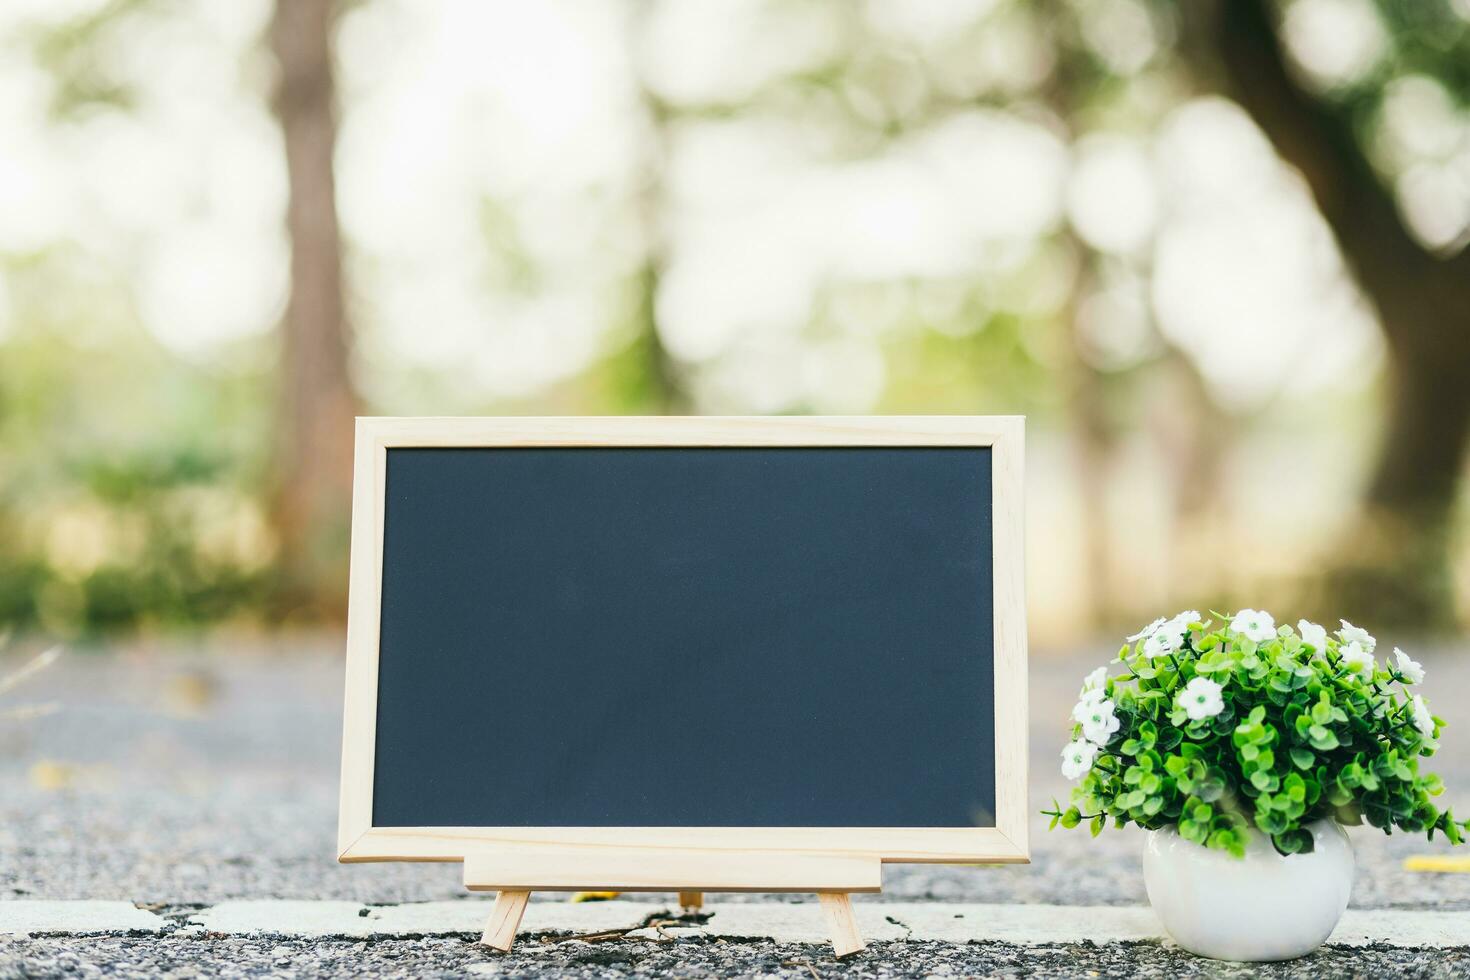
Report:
818,892,865,957
481,889,531,952
677,891,703,910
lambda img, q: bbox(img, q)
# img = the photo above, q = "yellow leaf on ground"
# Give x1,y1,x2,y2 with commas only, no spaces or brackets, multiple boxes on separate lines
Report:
163,671,218,717
29,760,76,791
1404,856,1470,873
571,892,621,902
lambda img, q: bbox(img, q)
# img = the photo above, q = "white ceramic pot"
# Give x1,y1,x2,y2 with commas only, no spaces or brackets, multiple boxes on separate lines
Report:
1142,818,1354,961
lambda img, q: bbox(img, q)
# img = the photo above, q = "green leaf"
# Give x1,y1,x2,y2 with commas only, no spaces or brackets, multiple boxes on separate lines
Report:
1090,814,1105,838
1289,748,1315,770
1308,726,1339,751
1303,777,1322,807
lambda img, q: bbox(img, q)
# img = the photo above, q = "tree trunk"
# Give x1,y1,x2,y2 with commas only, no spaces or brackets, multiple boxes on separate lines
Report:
269,0,358,618
625,0,686,415
627,255,686,414
1196,0,1470,626
1349,337,1470,623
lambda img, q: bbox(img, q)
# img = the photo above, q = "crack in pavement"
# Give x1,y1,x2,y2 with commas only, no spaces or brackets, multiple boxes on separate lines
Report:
5,900,1470,951
883,914,913,940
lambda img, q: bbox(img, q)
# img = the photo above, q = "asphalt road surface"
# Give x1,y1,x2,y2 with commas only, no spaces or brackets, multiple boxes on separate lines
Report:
7,934,1470,980
3,634,1469,976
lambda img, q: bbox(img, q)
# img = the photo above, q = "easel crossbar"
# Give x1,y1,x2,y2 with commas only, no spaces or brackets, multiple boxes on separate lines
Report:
462,850,882,893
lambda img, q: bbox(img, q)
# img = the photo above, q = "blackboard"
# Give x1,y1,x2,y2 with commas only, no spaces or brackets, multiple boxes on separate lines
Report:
369,445,996,829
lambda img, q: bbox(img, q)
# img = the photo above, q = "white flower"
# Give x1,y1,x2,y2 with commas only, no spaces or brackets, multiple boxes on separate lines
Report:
1076,698,1121,744
1297,620,1328,654
1171,610,1202,628
1126,617,1166,643
1081,666,1108,695
1141,630,1180,660
1230,609,1276,643
1061,739,1100,780
1178,677,1225,721
1131,611,1200,659
1340,641,1375,679
1339,619,1376,653
1392,647,1425,685
1410,694,1435,740
1072,697,1096,724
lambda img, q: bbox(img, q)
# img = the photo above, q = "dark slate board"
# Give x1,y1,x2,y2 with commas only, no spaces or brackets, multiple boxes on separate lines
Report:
371,446,995,828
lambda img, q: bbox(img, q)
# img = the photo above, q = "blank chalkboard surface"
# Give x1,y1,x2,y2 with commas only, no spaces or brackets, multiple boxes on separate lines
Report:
338,416,1027,874
372,445,994,828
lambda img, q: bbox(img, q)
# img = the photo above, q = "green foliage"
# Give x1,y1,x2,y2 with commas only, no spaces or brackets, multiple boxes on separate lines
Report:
1368,1,1470,102
23,0,162,121
1043,613,1468,858
0,445,275,637
0,254,277,637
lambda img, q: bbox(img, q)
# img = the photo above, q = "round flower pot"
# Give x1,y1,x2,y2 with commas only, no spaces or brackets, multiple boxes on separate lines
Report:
1142,818,1353,961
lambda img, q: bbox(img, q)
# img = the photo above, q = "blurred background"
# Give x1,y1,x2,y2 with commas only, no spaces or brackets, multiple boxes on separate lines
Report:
6,0,1470,920
2,0,1469,648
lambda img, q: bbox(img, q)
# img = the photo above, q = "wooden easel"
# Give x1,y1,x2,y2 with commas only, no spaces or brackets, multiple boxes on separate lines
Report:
463,850,880,957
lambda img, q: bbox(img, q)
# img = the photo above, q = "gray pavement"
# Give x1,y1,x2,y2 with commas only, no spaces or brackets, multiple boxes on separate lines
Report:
6,934,1469,980
4,635,1470,975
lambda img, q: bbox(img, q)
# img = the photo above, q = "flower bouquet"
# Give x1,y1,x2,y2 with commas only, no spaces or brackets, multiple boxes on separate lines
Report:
1043,610,1466,960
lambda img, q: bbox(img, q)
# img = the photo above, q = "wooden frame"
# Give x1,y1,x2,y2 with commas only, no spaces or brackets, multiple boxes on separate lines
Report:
338,416,1028,946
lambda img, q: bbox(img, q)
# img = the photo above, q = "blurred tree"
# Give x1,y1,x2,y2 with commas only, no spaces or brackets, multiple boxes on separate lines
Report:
2,3,278,636
618,0,688,415
1039,6,1124,630
7,0,1468,637
26,0,151,117
1183,0,1470,626
269,0,358,617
